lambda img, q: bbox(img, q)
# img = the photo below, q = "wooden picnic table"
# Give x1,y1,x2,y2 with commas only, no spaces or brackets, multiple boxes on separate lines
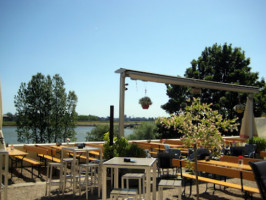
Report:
197,159,251,171
50,145,65,151
6,147,28,157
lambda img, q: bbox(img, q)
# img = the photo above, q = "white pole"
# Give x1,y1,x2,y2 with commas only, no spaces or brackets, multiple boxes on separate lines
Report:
119,72,125,137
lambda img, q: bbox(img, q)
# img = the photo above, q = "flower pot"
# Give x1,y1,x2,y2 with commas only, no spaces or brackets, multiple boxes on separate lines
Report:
142,105,149,109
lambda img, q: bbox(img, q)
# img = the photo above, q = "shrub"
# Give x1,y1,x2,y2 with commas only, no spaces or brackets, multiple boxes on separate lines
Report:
103,132,146,160
247,137,266,153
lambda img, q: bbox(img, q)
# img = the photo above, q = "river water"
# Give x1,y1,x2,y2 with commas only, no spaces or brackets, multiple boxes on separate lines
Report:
2,126,134,144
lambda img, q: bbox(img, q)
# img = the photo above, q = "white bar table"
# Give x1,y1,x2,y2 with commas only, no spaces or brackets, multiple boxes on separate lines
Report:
102,157,157,200
61,146,103,194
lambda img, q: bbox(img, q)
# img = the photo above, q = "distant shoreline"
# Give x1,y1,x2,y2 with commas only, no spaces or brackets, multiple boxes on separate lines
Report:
2,121,148,127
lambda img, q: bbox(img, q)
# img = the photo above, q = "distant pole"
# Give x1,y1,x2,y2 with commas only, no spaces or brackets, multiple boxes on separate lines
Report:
110,105,114,145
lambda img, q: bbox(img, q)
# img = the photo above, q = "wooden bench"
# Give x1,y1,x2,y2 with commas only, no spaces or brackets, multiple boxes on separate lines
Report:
13,155,43,179
24,145,61,165
163,139,184,146
132,142,158,157
173,159,259,199
68,152,98,162
35,145,61,163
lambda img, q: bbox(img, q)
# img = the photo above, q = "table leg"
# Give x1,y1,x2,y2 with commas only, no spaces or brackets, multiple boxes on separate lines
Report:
152,163,157,200
146,168,151,200
73,151,77,194
114,168,119,188
102,165,107,200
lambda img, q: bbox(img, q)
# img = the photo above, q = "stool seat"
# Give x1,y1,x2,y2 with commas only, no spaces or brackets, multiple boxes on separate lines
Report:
110,188,138,200
122,173,145,199
122,173,144,179
63,158,74,162
158,179,182,200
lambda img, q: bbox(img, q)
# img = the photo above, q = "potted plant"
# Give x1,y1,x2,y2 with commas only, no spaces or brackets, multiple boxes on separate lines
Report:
139,96,152,109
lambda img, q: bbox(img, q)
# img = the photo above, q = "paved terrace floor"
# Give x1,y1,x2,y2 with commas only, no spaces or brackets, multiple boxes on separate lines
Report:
5,166,261,200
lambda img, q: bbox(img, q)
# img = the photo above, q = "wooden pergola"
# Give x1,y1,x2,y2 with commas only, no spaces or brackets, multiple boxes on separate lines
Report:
115,68,259,137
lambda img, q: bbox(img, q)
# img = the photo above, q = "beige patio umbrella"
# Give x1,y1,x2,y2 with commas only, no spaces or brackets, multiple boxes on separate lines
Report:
240,94,258,139
0,80,6,150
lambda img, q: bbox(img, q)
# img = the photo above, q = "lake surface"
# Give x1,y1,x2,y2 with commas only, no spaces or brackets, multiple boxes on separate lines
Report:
2,126,134,144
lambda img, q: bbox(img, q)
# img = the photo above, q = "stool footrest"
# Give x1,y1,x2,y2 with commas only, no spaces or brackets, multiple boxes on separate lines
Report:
111,188,138,196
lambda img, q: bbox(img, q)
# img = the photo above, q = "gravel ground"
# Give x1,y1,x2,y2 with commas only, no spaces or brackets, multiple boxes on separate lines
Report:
4,167,262,200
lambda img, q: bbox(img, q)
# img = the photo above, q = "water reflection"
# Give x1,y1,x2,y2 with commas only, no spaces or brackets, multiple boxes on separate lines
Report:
2,126,133,144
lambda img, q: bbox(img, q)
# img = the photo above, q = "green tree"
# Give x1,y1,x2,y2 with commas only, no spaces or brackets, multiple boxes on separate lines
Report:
162,43,266,119
63,91,78,142
50,74,66,142
127,122,157,140
86,125,119,141
14,73,78,143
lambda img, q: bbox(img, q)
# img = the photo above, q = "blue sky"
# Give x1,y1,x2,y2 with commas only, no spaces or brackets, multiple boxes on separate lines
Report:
0,0,265,118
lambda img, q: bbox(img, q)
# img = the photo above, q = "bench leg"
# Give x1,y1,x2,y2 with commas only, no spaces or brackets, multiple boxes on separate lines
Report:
31,165,34,179
10,158,14,179
38,165,41,177
20,159,23,176
189,179,192,197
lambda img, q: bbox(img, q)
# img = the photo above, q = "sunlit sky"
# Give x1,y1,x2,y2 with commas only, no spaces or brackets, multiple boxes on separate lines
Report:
0,0,265,118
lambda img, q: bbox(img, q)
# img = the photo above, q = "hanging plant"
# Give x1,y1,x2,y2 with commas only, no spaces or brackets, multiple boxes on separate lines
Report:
233,103,245,114
139,96,152,109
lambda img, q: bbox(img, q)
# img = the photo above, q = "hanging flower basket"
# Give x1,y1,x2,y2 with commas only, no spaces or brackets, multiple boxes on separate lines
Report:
139,96,152,109
233,103,245,114
142,105,150,109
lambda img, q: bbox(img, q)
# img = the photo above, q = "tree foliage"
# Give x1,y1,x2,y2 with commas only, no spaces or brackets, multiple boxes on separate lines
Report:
158,98,239,153
103,132,146,160
14,73,78,143
86,125,119,142
162,43,266,119
78,115,99,121
127,122,157,140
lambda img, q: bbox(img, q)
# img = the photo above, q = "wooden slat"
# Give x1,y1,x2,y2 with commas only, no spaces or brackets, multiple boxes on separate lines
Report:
181,173,259,194
14,156,43,166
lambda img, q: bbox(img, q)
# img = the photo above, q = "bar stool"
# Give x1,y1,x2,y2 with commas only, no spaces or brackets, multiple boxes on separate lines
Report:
110,188,138,200
158,179,182,200
62,158,76,192
79,162,101,200
45,162,65,196
122,173,145,199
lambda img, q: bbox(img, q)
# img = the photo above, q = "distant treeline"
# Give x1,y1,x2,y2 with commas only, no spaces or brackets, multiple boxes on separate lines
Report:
78,115,155,122
4,113,155,122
